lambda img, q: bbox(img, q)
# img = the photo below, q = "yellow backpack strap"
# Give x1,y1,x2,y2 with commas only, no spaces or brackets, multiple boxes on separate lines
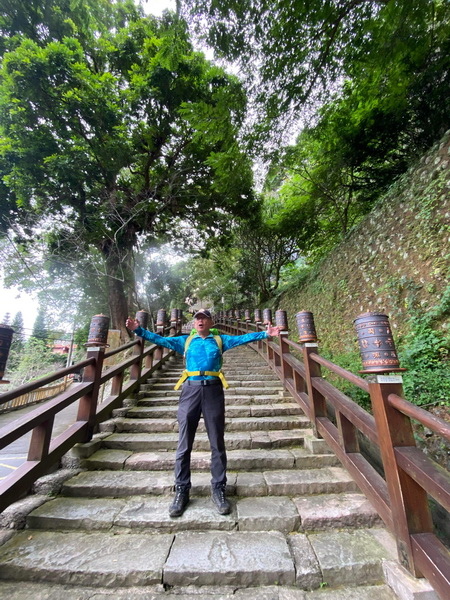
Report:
174,370,189,390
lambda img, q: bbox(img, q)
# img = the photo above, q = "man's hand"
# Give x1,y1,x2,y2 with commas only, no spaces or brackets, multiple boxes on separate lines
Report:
266,323,283,337
126,318,140,331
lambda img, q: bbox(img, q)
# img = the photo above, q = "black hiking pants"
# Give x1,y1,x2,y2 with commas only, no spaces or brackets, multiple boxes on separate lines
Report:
175,380,226,490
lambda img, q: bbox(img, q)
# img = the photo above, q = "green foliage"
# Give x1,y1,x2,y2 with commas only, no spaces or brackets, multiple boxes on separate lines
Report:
6,337,65,388
0,2,255,334
321,349,372,412
399,284,450,406
31,307,49,341
182,1,450,151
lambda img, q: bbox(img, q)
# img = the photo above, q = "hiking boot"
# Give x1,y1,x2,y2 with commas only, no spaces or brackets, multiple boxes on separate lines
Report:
169,486,189,518
211,485,231,515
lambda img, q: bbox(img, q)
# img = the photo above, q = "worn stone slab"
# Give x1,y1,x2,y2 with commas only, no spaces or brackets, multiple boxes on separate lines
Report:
124,451,178,471
237,496,300,532
26,497,127,530
289,449,340,469
0,495,50,529
304,584,398,599
250,431,272,448
190,472,237,496
302,432,333,455
309,529,389,587
235,586,306,599
104,431,269,451
116,418,178,433
115,496,235,531
226,417,304,432
0,581,169,600
0,530,174,587
102,432,178,450
268,430,308,447
235,472,268,496
264,468,358,496
128,406,178,418
288,533,322,589
62,470,174,497
382,560,439,600
293,493,381,531
84,449,133,470
163,531,295,586
230,449,295,470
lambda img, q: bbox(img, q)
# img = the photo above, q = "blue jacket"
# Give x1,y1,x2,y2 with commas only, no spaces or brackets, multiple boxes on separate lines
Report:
133,327,269,381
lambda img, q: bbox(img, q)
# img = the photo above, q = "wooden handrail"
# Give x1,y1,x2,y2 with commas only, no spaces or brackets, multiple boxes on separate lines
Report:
0,357,95,406
0,318,180,513
388,393,450,442
216,314,450,599
309,352,370,392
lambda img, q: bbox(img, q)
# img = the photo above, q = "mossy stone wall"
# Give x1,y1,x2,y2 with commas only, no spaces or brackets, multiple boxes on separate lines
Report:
280,130,450,358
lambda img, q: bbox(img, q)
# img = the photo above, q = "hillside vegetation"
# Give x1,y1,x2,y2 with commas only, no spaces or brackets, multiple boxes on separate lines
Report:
277,130,450,460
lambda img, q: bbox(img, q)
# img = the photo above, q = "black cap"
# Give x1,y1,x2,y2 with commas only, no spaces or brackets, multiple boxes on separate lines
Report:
194,309,212,319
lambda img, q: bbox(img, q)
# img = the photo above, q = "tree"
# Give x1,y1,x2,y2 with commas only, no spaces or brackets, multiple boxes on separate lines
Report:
5,311,25,372
234,215,299,303
181,1,450,154
0,2,256,340
31,308,48,341
7,337,64,388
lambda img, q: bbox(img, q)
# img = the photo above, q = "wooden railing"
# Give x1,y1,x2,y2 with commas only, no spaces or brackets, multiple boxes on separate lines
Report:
0,318,178,513
217,314,450,600
0,379,71,413
1,307,449,598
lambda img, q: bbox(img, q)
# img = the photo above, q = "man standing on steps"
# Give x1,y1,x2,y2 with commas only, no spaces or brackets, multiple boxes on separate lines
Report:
126,309,282,518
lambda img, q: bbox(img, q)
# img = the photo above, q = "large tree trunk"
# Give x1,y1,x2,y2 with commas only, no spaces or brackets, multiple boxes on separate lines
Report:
103,247,133,342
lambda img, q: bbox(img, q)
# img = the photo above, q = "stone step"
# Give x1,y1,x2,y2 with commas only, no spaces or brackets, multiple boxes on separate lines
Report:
145,373,279,384
112,415,310,434
25,492,380,534
61,467,358,498
83,447,340,472
126,403,303,419
0,580,399,600
146,383,287,398
137,393,292,405
0,528,390,589
100,429,308,451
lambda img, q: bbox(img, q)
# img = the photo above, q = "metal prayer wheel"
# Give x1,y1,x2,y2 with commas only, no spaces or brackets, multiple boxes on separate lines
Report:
136,310,149,329
156,309,167,326
178,309,183,323
254,309,262,323
244,309,251,321
86,314,110,347
0,324,14,381
275,310,288,331
235,309,241,320
227,309,234,318
263,308,272,325
354,312,406,374
295,311,318,343
170,308,178,323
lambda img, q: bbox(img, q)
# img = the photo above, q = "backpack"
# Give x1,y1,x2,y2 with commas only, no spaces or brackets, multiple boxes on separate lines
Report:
174,330,228,390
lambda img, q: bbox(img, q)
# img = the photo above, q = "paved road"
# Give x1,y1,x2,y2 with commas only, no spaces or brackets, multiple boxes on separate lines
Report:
0,397,80,481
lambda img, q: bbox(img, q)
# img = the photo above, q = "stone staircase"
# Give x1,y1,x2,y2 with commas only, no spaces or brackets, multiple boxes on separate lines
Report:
0,345,403,599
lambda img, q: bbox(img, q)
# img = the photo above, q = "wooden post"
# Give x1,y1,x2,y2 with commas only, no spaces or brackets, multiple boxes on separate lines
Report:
302,343,326,437
130,335,144,383
336,411,359,453
77,346,105,441
368,375,434,575
280,331,292,383
28,416,55,461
